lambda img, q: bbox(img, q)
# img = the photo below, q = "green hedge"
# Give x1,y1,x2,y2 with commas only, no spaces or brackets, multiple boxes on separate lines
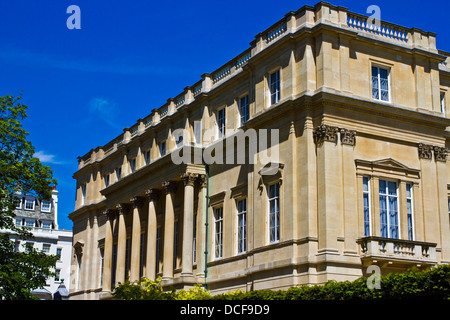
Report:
112,264,450,300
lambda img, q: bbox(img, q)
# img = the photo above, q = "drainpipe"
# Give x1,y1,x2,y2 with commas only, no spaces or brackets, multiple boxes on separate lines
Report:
203,164,210,289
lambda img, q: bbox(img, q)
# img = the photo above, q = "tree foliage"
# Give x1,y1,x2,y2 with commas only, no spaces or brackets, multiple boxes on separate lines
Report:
0,94,58,300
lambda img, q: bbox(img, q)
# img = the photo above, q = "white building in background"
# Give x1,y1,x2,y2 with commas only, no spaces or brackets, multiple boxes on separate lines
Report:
7,186,73,299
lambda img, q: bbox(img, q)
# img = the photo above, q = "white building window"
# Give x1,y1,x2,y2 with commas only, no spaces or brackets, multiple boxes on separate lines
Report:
24,199,35,211
42,243,51,254
42,221,52,230
379,180,399,239
372,66,390,102
269,70,280,105
236,198,247,254
41,200,51,213
217,108,226,139
268,182,280,243
214,207,223,259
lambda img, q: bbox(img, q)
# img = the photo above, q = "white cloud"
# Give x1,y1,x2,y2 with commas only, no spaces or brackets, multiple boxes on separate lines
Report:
89,97,122,129
34,150,63,164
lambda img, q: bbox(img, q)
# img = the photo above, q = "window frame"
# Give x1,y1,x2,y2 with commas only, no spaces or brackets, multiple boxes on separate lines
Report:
159,140,166,157
236,198,247,254
238,95,249,126
24,198,35,211
41,200,52,213
371,65,391,103
269,69,281,106
378,179,400,239
217,108,226,139
213,206,224,259
406,183,415,241
441,91,446,114
363,176,372,237
268,182,281,243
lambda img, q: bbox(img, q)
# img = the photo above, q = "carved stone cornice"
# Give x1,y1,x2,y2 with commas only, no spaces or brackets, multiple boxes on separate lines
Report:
162,181,177,194
313,125,339,145
418,143,433,160
130,196,145,209
181,172,198,187
433,146,448,162
145,189,160,202
339,128,356,146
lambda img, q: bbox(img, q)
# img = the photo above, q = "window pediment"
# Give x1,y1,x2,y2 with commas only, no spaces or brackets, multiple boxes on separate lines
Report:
355,158,420,180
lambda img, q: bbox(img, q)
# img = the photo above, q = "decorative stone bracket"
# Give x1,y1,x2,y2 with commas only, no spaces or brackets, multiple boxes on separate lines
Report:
313,125,356,146
418,143,447,162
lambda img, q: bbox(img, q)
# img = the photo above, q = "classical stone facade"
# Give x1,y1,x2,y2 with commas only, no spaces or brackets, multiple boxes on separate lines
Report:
69,2,450,299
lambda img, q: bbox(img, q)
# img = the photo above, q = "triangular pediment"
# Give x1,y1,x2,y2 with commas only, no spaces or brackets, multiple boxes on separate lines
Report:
355,158,420,178
372,158,410,170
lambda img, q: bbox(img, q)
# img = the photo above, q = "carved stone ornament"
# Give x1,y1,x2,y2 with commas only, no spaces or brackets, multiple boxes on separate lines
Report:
130,196,145,208
339,128,356,146
115,203,131,215
418,143,433,160
181,172,198,187
433,146,448,162
104,208,118,220
313,125,339,145
145,189,160,202
162,181,177,194
198,174,207,188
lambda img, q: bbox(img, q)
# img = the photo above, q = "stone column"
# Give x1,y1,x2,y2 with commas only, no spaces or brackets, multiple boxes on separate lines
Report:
145,189,160,280
115,203,129,284
162,181,176,280
101,209,115,292
181,173,197,277
130,196,144,282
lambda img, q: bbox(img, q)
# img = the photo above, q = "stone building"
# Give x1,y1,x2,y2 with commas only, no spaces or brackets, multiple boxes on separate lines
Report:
69,2,450,300
4,187,73,299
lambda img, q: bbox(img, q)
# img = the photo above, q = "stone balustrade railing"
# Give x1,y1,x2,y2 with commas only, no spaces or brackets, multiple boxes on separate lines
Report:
357,236,437,264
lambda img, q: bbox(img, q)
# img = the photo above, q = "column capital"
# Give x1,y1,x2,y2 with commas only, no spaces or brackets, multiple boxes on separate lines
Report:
162,180,177,194
181,172,198,187
339,128,356,146
433,146,448,162
116,203,131,215
103,208,118,220
198,174,207,188
145,189,160,202
130,196,145,208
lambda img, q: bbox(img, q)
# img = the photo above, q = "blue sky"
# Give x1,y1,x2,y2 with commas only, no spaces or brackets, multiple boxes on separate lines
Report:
0,0,448,230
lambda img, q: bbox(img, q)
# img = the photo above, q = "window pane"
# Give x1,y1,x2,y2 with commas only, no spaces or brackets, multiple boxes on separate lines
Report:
379,194,388,237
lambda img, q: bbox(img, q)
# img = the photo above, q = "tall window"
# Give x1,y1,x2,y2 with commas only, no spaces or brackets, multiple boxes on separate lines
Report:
363,176,371,237
145,150,151,165
130,158,136,173
104,174,110,188
268,182,280,243
236,199,247,254
379,180,399,239
214,207,223,259
406,183,414,241
269,70,280,105
441,92,446,114
217,108,226,138
116,167,122,181
239,95,249,125
372,66,390,102
159,141,166,156
139,233,146,279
